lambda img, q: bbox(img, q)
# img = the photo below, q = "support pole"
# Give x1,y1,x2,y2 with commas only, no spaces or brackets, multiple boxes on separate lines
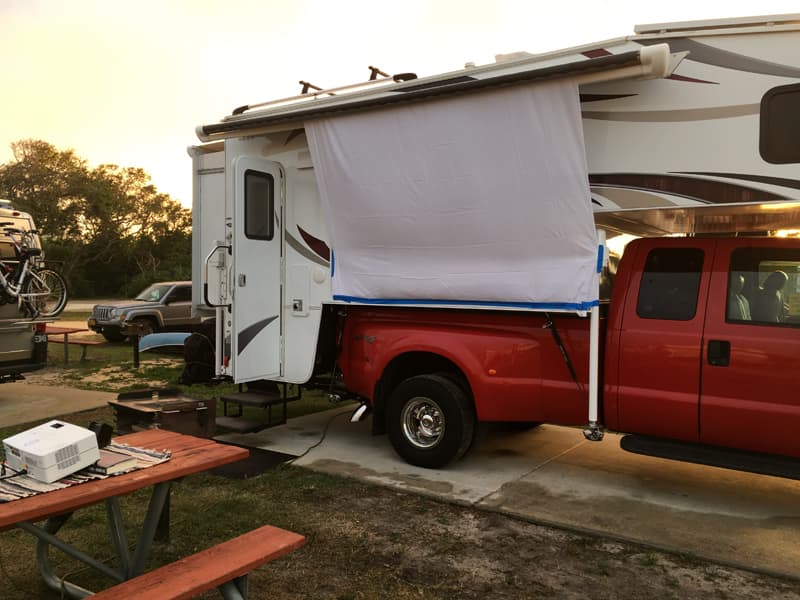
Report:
584,230,606,442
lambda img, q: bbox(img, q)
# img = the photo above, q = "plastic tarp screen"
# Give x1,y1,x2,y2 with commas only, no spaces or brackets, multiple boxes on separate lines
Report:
305,78,599,311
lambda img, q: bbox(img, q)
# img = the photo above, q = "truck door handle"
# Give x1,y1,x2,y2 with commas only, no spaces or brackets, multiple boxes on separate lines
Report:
238,274,246,287
707,340,730,367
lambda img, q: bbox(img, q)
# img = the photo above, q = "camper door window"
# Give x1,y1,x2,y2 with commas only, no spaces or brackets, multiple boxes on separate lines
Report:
244,169,274,241
760,83,800,165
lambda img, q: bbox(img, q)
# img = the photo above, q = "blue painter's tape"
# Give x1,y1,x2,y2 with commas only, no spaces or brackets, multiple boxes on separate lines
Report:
332,295,600,311
596,244,604,273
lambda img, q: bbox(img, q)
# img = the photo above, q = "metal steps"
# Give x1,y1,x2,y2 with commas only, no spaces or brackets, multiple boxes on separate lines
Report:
215,381,300,433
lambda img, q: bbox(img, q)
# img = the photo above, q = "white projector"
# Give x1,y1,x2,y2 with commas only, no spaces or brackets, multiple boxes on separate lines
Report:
3,420,100,483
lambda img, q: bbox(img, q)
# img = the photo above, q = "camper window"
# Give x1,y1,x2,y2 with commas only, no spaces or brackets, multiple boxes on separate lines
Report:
244,169,274,241
760,83,800,165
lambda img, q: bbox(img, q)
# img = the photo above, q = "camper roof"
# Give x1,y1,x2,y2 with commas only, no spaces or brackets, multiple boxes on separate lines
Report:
635,13,800,35
196,44,671,142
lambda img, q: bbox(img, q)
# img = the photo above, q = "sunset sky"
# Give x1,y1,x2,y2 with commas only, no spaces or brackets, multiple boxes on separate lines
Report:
2,0,799,207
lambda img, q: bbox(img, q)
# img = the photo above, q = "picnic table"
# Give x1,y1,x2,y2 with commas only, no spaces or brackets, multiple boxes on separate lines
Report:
45,324,96,363
0,429,254,598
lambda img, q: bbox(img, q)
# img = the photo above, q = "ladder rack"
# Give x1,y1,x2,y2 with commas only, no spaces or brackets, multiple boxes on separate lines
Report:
231,68,417,115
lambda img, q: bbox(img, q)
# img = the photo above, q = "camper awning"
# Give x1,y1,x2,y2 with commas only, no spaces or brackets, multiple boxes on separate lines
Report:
306,78,600,311
196,45,671,142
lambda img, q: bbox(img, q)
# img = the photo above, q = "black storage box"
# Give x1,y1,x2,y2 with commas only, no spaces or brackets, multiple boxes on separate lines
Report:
110,388,216,438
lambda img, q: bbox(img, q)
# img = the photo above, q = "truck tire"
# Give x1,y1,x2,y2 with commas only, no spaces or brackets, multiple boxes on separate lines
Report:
386,374,476,469
129,317,158,338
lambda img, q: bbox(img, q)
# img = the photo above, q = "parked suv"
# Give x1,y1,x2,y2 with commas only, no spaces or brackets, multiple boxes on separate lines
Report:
88,281,200,342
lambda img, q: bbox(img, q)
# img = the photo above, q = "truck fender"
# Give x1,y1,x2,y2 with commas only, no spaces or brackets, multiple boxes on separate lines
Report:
123,309,165,328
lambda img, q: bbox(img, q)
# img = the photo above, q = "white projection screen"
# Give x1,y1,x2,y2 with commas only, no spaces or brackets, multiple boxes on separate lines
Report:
306,78,600,311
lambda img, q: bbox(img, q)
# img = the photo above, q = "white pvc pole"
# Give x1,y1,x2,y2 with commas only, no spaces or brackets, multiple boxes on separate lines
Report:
586,230,605,440
588,303,600,423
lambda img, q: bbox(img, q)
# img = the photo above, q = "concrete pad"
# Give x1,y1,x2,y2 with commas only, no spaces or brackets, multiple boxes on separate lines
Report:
217,408,800,578
0,383,115,427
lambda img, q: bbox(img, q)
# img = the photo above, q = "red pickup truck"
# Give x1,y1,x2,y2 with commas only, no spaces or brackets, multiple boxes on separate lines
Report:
335,235,800,471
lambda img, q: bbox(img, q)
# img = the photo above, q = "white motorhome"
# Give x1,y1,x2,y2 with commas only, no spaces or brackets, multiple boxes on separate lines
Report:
0,201,48,381
191,13,800,396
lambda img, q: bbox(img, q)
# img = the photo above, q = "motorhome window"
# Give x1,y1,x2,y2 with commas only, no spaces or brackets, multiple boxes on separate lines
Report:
760,84,800,164
244,170,274,241
636,248,703,321
729,247,800,326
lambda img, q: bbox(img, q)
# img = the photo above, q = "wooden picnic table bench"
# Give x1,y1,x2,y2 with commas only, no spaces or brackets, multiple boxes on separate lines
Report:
89,524,306,600
47,337,104,361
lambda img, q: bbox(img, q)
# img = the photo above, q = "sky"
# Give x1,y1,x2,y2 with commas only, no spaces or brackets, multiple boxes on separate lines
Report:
2,0,799,207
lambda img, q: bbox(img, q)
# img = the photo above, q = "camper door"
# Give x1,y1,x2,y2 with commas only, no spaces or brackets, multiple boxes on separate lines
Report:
232,157,283,382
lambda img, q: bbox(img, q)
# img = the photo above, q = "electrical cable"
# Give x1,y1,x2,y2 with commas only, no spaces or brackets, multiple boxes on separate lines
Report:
286,409,349,464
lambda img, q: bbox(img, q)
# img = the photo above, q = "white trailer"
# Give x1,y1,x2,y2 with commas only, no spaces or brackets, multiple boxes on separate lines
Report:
190,13,800,392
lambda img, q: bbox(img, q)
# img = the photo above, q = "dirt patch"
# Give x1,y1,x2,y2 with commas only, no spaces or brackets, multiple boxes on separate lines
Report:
195,469,800,600
24,358,182,390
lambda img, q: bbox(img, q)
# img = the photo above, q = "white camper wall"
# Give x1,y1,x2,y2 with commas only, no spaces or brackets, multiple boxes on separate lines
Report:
283,165,331,382
190,146,226,319
583,27,800,209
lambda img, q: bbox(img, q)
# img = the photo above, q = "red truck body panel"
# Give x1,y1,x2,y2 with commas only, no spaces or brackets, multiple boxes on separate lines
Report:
337,236,800,459
339,308,593,425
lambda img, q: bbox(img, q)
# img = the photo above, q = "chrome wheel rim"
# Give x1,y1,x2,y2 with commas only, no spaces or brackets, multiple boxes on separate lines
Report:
401,396,445,449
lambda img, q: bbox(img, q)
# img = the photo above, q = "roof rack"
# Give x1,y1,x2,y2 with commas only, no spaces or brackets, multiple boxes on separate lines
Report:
231,66,417,116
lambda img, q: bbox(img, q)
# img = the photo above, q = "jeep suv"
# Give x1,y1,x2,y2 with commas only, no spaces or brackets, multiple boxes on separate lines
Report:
88,281,200,342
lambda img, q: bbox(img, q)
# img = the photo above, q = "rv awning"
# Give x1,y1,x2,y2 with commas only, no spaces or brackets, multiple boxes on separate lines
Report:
306,78,600,311
196,45,671,142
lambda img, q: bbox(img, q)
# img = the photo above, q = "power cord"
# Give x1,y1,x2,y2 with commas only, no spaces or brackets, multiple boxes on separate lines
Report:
286,409,349,464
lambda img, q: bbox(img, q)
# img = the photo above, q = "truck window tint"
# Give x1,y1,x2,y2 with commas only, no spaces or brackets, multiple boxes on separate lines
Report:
760,83,800,164
636,248,703,320
244,170,274,241
168,286,192,303
729,247,800,326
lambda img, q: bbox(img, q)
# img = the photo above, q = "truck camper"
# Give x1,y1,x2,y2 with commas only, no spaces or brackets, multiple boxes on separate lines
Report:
191,14,800,472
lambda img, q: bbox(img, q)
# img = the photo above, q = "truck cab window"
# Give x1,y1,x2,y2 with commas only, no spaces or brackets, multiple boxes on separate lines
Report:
636,248,703,321
244,170,274,240
760,83,800,164
729,247,800,326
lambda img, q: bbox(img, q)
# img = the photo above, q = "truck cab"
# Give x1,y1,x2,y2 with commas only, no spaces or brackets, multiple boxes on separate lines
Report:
604,236,800,458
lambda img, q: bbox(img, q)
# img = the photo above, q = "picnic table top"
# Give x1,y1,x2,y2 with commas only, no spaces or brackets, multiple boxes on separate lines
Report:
0,429,249,530
45,325,88,335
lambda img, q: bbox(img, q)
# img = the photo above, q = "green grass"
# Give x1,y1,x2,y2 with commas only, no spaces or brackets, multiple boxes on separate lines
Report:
46,310,342,422
0,406,367,599
57,310,92,321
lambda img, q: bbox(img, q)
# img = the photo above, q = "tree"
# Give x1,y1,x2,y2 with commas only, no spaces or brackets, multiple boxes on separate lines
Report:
0,140,192,296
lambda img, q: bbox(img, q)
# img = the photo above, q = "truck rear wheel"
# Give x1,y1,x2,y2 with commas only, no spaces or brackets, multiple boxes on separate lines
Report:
386,374,475,469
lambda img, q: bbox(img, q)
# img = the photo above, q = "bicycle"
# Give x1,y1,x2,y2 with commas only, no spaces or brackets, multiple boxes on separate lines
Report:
0,223,68,318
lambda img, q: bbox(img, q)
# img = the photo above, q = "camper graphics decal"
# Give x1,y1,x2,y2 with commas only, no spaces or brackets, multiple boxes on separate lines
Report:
238,315,278,355
589,172,798,208
285,225,330,267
